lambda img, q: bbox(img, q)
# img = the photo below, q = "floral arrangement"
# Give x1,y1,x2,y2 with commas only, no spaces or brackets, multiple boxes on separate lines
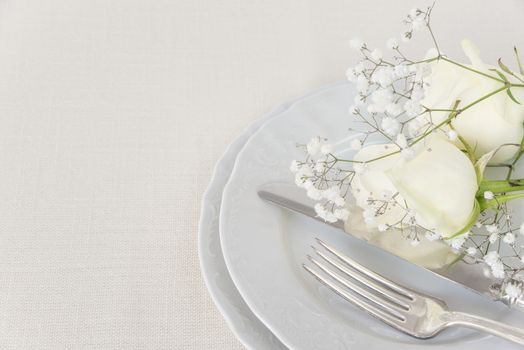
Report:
291,4,524,300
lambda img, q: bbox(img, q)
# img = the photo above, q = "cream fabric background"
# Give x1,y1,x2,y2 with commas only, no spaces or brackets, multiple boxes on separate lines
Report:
0,0,523,348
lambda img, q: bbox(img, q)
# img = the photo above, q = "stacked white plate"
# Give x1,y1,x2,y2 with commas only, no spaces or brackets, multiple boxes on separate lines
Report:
198,83,524,349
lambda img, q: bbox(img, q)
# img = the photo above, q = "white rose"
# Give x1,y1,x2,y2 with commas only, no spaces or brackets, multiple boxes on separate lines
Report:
351,136,478,238
421,39,524,164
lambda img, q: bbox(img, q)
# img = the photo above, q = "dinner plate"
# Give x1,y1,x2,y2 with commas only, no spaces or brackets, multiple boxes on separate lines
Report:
219,82,524,349
198,102,292,348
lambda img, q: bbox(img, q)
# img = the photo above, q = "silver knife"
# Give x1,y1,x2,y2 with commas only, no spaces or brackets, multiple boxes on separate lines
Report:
258,182,524,311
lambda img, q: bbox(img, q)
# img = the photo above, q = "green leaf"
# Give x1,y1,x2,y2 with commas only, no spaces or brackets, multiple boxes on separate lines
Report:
489,68,509,82
515,46,524,75
498,58,512,74
507,88,522,105
474,150,496,184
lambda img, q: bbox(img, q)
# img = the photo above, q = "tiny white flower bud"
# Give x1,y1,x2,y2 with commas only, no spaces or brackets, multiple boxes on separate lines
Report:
345,68,358,82
483,191,494,200
349,37,365,50
503,233,516,244
307,137,321,156
411,17,425,31
370,48,383,61
289,160,300,172
320,144,333,155
396,134,408,149
378,224,388,232
386,38,399,49
409,8,421,18
505,283,522,299
334,208,349,221
447,130,458,141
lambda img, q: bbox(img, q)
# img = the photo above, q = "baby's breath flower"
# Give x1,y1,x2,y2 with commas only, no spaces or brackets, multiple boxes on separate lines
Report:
410,238,420,246
450,236,466,250
314,162,326,173
401,32,412,42
466,247,477,256
486,224,499,233
334,196,346,207
307,137,322,156
370,67,394,87
483,191,494,200
411,17,425,31
289,160,300,172
314,203,327,218
488,232,498,243
322,186,341,201
320,144,333,155
378,224,388,232
349,37,365,50
307,187,323,200
425,231,441,241
381,117,400,136
345,68,358,82
363,207,376,224
505,282,522,299
484,251,500,266
447,130,458,141
356,75,369,93
370,48,383,61
386,38,399,49
409,8,421,18
396,133,408,149
386,103,403,116
334,208,349,221
503,233,516,244
491,262,505,279
403,99,423,117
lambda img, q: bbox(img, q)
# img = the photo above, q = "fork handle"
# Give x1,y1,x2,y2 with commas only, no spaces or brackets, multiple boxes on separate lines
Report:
444,311,524,345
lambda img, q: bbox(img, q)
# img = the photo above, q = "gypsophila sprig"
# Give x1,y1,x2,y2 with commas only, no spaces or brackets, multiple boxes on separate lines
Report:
292,2,524,302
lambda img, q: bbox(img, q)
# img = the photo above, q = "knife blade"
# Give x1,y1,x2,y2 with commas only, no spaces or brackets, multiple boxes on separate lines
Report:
258,182,524,311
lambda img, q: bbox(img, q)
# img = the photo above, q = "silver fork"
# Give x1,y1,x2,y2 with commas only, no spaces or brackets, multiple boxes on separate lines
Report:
303,238,524,346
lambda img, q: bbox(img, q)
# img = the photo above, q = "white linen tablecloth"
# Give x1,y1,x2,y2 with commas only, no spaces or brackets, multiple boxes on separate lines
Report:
0,0,522,348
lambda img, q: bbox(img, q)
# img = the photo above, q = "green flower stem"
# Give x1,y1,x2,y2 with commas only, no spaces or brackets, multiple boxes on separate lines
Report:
478,179,524,194
478,192,524,211
440,57,504,83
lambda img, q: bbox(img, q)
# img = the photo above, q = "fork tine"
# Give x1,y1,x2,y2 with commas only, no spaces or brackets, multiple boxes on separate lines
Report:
303,263,404,327
311,248,410,311
316,238,414,300
307,255,407,320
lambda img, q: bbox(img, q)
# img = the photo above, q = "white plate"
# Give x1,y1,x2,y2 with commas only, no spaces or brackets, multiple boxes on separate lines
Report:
198,94,307,349
220,82,524,349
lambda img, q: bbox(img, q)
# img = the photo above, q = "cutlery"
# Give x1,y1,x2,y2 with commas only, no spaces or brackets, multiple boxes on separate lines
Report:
304,238,524,345
258,182,524,310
